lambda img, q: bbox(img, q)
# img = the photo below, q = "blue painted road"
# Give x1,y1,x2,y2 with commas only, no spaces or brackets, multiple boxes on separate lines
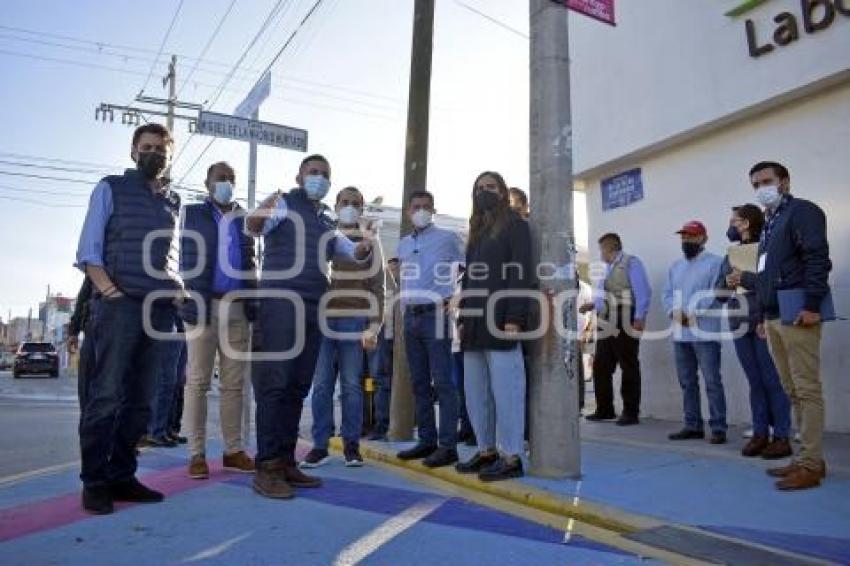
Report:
0,444,649,565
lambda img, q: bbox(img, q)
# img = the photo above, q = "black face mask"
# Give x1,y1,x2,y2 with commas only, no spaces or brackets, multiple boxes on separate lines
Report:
726,225,741,243
682,242,703,259
136,151,167,180
474,191,500,211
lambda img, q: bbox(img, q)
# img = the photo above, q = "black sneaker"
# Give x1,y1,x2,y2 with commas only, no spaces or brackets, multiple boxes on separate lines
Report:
397,443,437,461
146,435,178,448
82,485,114,515
479,457,524,482
299,448,330,469
668,429,705,441
367,430,388,442
585,411,617,422
168,433,188,444
109,478,164,503
344,443,364,467
455,451,499,474
423,447,458,468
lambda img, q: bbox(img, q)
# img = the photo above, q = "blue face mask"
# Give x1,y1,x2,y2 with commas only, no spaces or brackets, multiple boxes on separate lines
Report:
303,174,330,201
726,225,741,243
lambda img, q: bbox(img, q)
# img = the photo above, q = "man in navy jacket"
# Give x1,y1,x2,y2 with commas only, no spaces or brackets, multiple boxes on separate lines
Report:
748,161,832,491
180,161,257,480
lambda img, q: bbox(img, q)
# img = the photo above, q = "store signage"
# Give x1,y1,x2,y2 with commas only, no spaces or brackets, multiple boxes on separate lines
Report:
728,0,850,58
601,168,643,211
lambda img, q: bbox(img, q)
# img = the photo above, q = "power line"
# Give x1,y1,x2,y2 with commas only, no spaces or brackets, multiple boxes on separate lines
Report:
0,193,86,208
176,0,238,99
176,0,328,185
0,183,93,198
170,0,290,170
453,0,528,39
0,170,99,185
0,22,404,104
138,0,185,96
0,159,115,176
0,151,116,170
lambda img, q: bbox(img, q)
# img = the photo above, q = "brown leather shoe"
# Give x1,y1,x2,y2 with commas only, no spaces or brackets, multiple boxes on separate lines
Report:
253,459,294,499
761,438,793,460
741,435,769,457
767,460,826,479
223,451,255,473
284,465,323,488
188,455,209,479
775,465,823,491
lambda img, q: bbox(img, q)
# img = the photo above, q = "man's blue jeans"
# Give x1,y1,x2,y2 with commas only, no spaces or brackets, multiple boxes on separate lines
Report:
79,297,172,487
311,317,367,449
673,341,727,434
149,337,184,440
252,298,322,466
404,309,458,448
367,330,393,435
733,331,791,438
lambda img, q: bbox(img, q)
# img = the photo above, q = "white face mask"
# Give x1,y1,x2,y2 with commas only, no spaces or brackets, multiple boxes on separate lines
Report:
412,209,433,229
337,205,361,225
756,185,782,209
213,181,234,205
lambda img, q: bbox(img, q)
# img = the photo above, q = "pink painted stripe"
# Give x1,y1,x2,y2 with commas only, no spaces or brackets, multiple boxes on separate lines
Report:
0,441,311,543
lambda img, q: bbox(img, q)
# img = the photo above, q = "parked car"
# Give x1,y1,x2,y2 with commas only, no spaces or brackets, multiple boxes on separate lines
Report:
13,342,59,378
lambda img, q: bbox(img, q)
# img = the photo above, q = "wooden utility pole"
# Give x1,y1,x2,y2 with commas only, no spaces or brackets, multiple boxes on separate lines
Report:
389,0,435,441
528,0,581,478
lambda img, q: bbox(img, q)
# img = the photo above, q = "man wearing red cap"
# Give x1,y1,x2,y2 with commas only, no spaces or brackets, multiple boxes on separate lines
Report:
663,221,727,444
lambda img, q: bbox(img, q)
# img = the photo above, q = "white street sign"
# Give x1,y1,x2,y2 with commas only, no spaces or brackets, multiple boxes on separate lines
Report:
196,111,307,152
234,72,271,119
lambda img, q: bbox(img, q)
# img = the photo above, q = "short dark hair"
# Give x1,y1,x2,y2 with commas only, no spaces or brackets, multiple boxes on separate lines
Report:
132,123,173,147
408,190,434,206
598,232,623,251
335,186,364,206
749,161,789,180
732,204,765,241
508,187,528,206
206,161,234,181
300,154,329,172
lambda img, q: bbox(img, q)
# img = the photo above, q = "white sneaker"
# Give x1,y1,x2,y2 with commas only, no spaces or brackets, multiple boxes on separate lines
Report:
793,432,802,443
742,429,753,439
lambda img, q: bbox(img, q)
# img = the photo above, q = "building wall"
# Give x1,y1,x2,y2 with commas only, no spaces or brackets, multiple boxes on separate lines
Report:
569,0,850,175
581,82,850,431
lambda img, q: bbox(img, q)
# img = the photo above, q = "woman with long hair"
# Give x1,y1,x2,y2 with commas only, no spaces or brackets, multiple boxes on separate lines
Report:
456,171,533,481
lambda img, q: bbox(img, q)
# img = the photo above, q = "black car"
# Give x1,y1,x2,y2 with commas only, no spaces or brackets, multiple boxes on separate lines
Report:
14,342,59,378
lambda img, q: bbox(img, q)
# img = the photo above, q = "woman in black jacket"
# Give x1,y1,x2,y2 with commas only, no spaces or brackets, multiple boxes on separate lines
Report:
456,171,533,482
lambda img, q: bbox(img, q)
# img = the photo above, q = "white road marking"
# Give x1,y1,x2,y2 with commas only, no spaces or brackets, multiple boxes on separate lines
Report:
182,533,252,562
333,498,444,565
0,460,79,487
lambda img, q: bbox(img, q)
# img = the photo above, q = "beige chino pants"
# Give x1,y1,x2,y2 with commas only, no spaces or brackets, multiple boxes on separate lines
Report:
183,299,250,457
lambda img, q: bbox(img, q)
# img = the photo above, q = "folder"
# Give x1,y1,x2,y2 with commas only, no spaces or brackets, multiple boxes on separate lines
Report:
777,289,836,325
727,243,759,294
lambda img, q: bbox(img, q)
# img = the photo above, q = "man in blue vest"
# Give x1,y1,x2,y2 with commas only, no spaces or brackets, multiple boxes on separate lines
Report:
246,154,373,499
75,123,182,515
180,161,257,480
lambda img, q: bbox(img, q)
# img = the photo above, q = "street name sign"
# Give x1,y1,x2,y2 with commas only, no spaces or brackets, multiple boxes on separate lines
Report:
196,111,307,152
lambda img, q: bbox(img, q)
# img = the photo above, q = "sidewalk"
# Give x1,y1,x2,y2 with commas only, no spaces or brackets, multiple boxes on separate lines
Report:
343,418,850,564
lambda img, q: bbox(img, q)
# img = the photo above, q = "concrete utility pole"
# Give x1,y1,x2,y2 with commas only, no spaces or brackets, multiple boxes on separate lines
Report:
389,0,435,441
528,0,581,478
95,56,203,173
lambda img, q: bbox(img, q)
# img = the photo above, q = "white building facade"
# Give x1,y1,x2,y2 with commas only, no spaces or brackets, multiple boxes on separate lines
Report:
569,1,850,431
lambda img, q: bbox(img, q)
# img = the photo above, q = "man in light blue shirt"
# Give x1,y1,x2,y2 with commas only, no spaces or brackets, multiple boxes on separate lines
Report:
396,191,465,468
580,233,652,425
663,221,727,444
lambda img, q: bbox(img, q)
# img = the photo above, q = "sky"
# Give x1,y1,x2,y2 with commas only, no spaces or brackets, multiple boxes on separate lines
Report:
0,0,588,318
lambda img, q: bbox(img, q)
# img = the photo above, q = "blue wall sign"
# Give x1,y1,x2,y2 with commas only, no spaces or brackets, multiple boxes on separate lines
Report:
601,168,644,211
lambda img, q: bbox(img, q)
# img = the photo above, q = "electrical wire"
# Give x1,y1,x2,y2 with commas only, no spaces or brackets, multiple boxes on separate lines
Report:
0,170,99,185
453,0,528,39
176,0,328,186
0,159,115,176
138,0,185,96
176,0,238,99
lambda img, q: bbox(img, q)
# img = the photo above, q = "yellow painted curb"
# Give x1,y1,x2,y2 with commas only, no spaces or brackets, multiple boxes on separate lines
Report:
328,437,661,535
